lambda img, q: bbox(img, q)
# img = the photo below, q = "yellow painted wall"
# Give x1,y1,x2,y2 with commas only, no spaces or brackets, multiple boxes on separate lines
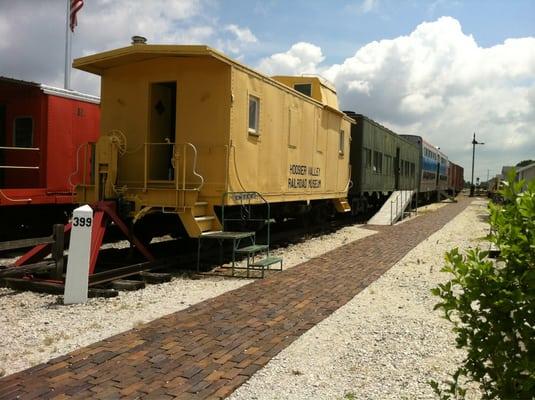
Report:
228,67,350,204
99,56,231,198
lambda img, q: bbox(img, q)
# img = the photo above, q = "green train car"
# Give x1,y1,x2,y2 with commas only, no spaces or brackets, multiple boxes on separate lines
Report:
344,112,420,212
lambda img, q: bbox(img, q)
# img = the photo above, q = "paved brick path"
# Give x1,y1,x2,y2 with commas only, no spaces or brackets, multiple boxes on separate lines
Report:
0,198,470,399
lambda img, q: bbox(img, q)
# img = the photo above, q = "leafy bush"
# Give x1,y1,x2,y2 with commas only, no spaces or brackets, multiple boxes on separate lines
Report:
430,173,535,399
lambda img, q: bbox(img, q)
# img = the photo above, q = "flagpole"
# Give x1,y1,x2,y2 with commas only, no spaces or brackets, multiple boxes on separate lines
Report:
64,0,72,90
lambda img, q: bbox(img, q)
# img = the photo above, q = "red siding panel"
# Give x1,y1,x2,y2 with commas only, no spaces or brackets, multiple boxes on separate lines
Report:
0,79,100,206
0,81,43,189
47,95,100,193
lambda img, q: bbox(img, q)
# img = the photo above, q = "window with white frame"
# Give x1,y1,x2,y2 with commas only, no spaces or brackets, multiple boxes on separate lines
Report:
373,150,383,173
384,154,392,175
248,95,260,135
294,83,312,97
339,130,345,155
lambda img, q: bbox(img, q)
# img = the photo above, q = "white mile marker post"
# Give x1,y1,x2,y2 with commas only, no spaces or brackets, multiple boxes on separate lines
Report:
64,204,93,304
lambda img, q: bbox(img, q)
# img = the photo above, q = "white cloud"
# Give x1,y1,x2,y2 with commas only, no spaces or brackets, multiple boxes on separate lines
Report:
347,80,372,95
0,0,212,93
360,0,379,13
218,24,258,54
257,42,325,76
0,0,262,93
0,15,8,51
76,0,211,52
323,16,535,174
225,24,258,44
260,16,534,175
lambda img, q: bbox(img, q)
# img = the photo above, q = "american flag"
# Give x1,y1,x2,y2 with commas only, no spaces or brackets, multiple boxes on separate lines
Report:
69,0,84,32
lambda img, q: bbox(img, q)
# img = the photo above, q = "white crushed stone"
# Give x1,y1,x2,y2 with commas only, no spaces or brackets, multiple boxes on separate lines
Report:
230,199,488,400
0,222,373,376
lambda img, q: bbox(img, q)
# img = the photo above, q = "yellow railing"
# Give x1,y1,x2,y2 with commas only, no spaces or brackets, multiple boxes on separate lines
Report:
142,142,204,192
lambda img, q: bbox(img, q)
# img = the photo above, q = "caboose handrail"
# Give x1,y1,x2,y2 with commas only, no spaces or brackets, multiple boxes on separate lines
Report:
0,146,41,169
185,142,204,191
142,141,204,201
0,146,40,151
0,165,39,170
0,146,41,171
345,164,353,191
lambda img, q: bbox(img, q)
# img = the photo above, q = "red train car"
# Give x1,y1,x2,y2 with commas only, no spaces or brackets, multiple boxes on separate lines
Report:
0,77,100,239
448,161,464,195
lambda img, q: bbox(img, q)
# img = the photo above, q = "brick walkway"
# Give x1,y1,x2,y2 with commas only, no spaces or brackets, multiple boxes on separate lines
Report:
0,198,470,399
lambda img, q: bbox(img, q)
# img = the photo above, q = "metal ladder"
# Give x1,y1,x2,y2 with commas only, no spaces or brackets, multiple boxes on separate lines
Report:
197,191,282,278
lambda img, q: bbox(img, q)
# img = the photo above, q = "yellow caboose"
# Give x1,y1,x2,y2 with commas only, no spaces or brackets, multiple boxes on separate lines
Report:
74,40,353,238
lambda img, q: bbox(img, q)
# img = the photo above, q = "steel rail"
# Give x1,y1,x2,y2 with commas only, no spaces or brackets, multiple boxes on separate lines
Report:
88,257,179,286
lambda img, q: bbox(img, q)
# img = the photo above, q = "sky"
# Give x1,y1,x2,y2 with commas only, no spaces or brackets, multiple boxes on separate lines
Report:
1,0,534,182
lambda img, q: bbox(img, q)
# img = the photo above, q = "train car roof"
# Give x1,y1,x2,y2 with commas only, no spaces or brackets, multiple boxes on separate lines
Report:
344,112,417,147
400,133,448,159
73,44,229,75
73,44,353,122
0,76,100,104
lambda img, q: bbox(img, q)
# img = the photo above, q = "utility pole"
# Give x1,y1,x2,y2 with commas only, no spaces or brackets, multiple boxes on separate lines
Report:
470,133,485,197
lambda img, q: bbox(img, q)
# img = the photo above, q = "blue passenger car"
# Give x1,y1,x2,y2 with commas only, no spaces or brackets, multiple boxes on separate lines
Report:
400,135,449,198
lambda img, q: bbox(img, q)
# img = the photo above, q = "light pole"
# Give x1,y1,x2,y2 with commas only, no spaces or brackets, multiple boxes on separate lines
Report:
470,132,484,197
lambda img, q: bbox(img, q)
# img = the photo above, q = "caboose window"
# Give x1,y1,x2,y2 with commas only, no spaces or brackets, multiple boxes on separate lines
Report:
364,148,372,169
248,95,260,135
13,117,33,147
294,84,312,97
384,154,392,175
373,151,382,173
339,130,345,155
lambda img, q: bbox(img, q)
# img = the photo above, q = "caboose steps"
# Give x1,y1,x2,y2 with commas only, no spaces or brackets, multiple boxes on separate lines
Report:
235,244,279,278
248,256,283,278
235,244,269,254
194,215,217,232
333,198,351,213
193,201,209,216
178,198,222,238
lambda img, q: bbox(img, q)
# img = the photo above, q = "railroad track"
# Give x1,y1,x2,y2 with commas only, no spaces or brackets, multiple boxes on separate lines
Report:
0,212,373,296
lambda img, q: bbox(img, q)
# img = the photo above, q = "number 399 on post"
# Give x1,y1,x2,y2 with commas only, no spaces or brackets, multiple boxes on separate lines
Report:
72,216,92,227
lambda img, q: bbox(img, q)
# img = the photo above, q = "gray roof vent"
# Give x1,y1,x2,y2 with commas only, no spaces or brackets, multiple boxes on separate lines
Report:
131,36,147,45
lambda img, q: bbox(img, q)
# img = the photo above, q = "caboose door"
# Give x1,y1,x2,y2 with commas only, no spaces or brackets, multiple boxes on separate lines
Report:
149,81,177,182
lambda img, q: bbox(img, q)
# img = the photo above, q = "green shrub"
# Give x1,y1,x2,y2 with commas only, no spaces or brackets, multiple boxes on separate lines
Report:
430,173,535,399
